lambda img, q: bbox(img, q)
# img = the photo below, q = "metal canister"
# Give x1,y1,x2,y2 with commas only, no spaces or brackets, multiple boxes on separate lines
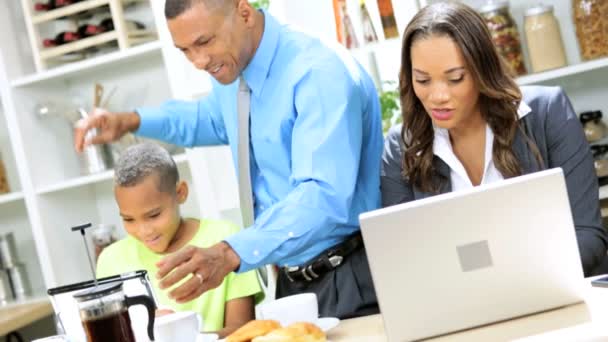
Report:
0,269,12,304
7,263,30,299
0,233,19,268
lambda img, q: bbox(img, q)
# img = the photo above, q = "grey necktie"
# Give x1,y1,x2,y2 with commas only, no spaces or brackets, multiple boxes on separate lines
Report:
237,77,255,227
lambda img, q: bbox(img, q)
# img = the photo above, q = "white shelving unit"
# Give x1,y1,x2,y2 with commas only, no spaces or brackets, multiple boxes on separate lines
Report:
19,0,157,72
0,192,25,205
0,0,206,296
12,40,162,87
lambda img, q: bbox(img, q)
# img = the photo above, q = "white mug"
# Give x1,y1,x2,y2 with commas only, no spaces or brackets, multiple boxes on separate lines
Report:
154,310,202,342
31,336,72,342
256,293,318,326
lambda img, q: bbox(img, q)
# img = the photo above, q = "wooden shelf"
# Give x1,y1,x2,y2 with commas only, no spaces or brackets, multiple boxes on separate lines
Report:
31,0,144,24
32,0,111,24
0,192,24,205
37,153,188,195
12,40,162,87
517,57,608,86
40,30,119,60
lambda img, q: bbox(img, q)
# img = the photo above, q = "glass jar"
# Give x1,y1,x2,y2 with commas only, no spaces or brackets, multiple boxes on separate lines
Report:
479,0,527,76
591,145,608,183
91,224,117,260
0,153,9,194
572,0,608,60
580,110,607,142
524,4,568,73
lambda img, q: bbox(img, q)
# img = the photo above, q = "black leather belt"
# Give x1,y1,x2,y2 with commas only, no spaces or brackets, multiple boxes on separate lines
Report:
283,232,363,282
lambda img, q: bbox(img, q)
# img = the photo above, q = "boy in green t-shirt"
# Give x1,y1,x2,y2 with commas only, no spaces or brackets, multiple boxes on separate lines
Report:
96,142,262,337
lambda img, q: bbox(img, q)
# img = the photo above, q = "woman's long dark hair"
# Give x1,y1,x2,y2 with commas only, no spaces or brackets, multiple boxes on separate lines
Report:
399,2,541,193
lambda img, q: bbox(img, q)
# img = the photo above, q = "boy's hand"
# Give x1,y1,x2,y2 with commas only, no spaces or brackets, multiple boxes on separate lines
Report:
156,242,241,303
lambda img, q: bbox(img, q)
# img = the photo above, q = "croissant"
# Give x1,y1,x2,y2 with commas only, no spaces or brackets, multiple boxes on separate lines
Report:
226,319,282,342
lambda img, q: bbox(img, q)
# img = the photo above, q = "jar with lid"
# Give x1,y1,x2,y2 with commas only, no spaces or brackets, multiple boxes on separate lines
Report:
591,145,608,184
479,0,527,76
91,224,117,259
572,0,608,61
0,153,9,194
580,110,607,143
524,4,567,73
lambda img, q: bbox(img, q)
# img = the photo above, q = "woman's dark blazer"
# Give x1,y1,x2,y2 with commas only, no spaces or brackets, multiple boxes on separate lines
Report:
381,85,608,276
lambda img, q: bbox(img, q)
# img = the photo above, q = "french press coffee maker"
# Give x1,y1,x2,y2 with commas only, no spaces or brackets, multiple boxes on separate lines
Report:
74,282,155,342
69,223,156,342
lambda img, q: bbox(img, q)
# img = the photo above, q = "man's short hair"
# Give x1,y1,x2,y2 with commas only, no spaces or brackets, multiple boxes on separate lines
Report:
114,142,179,193
165,0,231,19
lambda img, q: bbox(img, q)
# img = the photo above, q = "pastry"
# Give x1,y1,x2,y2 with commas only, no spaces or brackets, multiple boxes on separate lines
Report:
226,320,282,342
252,322,326,342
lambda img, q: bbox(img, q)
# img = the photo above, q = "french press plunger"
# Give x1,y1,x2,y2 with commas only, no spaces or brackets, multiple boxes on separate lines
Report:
71,223,156,342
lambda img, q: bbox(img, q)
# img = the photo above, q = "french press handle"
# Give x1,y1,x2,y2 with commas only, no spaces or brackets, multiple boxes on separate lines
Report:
125,294,157,341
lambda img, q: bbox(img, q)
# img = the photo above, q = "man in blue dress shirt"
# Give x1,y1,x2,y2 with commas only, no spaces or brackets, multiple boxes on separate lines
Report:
74,0,382,318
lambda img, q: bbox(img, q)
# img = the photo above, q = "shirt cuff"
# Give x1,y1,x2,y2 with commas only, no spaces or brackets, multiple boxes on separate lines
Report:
134,106,167,138
224,229,272,273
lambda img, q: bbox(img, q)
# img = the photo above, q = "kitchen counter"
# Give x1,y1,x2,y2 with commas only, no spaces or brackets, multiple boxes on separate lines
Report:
0,296,53,337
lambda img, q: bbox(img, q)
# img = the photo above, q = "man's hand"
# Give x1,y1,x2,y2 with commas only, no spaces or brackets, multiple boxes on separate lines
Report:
156,242,241,303
73,108,141,152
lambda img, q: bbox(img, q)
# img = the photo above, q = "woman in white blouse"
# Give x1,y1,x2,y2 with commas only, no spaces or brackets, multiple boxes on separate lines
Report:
381,2,608,276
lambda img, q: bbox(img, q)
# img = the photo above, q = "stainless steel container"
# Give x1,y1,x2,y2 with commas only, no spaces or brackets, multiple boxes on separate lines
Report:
78,141,114,175
0,269,12,304
77,109,114,175
0,233,19,268
7,263,30,299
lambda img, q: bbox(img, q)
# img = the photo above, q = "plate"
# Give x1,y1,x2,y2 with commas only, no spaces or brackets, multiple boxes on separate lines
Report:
197,333,219,342
316,317,340,332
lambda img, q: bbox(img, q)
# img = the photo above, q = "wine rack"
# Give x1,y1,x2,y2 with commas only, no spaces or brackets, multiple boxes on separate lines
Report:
20,0,157,71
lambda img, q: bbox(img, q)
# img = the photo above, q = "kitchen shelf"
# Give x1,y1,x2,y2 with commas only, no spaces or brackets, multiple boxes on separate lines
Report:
0,192,25,205
12,40,162,87
32,0,111,24
40,31,119,60
517,57,608,86
36,153,187,195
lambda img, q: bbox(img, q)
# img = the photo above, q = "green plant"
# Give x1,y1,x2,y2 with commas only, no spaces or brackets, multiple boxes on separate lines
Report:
250,0,270,10
378,81,401,134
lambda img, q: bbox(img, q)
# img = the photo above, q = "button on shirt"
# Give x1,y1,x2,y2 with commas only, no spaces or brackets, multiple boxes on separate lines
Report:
135,11,383,272
433,102,532,191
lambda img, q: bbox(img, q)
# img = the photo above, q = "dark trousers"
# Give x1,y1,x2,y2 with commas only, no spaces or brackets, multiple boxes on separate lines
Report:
276,246,380,319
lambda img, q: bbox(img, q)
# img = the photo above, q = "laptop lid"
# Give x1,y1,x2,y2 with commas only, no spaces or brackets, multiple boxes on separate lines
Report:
360,168,585,342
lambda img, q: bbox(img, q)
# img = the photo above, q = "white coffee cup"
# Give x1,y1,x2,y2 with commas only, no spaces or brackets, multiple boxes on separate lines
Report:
31,336,72,342
256,293,318,326
154,310,202,342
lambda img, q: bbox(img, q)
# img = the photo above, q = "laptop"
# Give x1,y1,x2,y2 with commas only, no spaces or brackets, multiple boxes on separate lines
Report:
359,168,585,342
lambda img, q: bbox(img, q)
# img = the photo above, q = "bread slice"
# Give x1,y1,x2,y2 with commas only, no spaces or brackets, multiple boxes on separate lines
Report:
226,320,282,342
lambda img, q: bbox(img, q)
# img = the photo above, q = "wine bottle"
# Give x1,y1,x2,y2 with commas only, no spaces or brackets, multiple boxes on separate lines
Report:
98,18,146,32
34,0,56,12
77,24,105,38
43,31,80,47
34,0,82,11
